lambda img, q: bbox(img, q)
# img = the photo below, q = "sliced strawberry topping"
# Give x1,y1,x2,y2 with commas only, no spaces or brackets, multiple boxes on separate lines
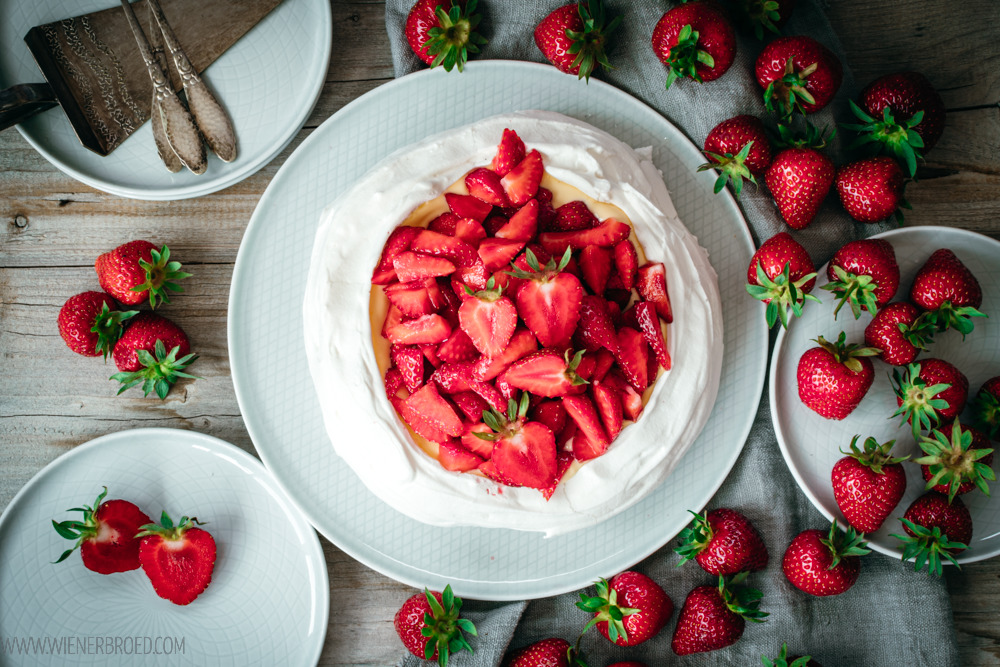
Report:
579,246,612,295
421,344,442,368
541,452,575,500
604,370,645,421
432,362,476,394
554,200,598,231
458,279,518,357
385,313,452,345
510,248,583,349
634,302,672,371
466,167,510,207
591,348,616,381
478,238,526,273
637,262,673,323
538,218,631,255
401,383,464,440
484,214,508,236
473,328,538,381
390,345,426,393
446,193,493,222
381,304,405,340
438,442,484,472
454,218,487,247
563,394,610,460
536,187,559,230
495,199,539,242
531,400,567,435
384,367,405,401
384,281,435,318
492,128,526,177
492,420,557,489
478,459,518,486
455,260,489,290
615,326,649,392
453,392,490,423
372,226,421,285
592,380,624,440
470,379,506,411
495,374,517,401
613,240,638,290
410,229,479,268
501,150,544,206
428,211,460,235
436,329,480,364
576,295,619,354
575,352,597,381
501,349,589,398
393,251,456,282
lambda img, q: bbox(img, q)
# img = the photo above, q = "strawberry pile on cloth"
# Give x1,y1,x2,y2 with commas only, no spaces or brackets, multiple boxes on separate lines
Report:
385,1,960,665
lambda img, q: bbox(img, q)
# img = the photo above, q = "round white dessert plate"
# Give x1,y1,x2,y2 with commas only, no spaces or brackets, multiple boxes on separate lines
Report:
229,60,768,600
0,428,329,666
771,226,1000,564
0,0,331,201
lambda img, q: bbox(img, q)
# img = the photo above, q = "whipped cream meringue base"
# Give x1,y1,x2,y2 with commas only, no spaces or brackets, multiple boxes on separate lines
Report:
303,110,724,537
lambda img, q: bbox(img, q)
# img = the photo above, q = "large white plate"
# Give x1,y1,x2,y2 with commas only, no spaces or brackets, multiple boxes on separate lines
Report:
771,226,1000,564
228,60,768,600
0,428,329,666
0,0,331,201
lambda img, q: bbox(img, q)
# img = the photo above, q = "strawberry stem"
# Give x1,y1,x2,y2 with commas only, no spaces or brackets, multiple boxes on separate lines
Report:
131,245,192,310
51,486,108,564
110,339,200,400
425,0,487,73
891,517,966,577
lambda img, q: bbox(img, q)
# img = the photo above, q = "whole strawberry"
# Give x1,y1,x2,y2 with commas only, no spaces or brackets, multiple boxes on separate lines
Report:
652,1,737,89
835,157,908,224
782,522,870,596
507,638,575,667
745,232,820,329
110,312,198,399
909,248,986,336
671,573,768,655
756,35,842,117
971,376,1000,440
765,146,835,229
577,572,672,647
51,486,151,574
863,302,934,366
891,359,969,439
698,115,773,198
915,421,994,501
404,0,486,71
95,241,190,308
57,291,137,359
891,492,972,576
832,435,908,533
136,511,216,605
797,332,879,420
534,0,621,82
821,238,900,319
394,585,476,664
763,643,821,667
675,508,769,575
729,0,797,40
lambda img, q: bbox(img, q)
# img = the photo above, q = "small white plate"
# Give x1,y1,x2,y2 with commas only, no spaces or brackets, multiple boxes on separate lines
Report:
0,428,329,666
0,0,331,200
771,226,1000,564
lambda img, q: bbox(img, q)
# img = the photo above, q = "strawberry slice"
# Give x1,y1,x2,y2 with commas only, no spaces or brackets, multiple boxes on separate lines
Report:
393,251,456,282
390,345,426,393
492,128,526,177
403,383,464,438
576,295,619,353
615,326,649,392
509,248,583,349
137,512,216,605
579,246,612,295
501,150,543,206
575,352,597,381
473,328,538,380
634,302,672,371
458,278,518,357
592,380,624,440
428,211,460,235
531,400,567,435
478,459,518,486
469,379,506,411
495,373,516,402
372,226,421,285
563,394,610,460
614,240,638,290
453,392,490,423
454,218,487,247
604,370,645,421
455,260,489,291
536,187,558,230
478,238,526,273
636,262,673,323
541,452,575,500
446,193,493,222
554,200,598,231
432,362,476,394
410,229,479,268
385,314,452,345
466,167,510,207
484,214,508,236
384,367,406,400
591,348,616,381
425,278,447,310
384,281,436,318
495,199,539,242
382,304,405,339
438,442,484,472
537,218,631,255
501,349,589,398
482,395,557,489
461,422,495,458
421,344,442,369
436,329,480,364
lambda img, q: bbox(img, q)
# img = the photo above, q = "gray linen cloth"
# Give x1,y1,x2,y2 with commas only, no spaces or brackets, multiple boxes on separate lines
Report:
387,1,961,664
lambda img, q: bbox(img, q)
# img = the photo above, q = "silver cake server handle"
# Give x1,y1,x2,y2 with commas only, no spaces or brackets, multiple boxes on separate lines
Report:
120,0,206,174
147,0,238,163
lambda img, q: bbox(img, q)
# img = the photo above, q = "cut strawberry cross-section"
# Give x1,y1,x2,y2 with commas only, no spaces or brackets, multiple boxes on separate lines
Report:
473,328,538,381
385,314,452,346
454,218,487,247
501,150,543,206
411,229,480,268
400,383,464,441
508,247,583,349
479,238,526,273
458,277,518,357
393,251,456,282
634,302,672,371
372,226,421,285
592,380,624,440
475,393,558,489
492,128,526,177
614,240,638,290
578,295,619,354
438,442,484,472
385,281,436,318
466,167,510,207
580,245,612,295
615,326,650,392
564,394,610,460
390,345,427,393
495,199,539,242
554,200,598,231
637,262,674,323
446,193,493,222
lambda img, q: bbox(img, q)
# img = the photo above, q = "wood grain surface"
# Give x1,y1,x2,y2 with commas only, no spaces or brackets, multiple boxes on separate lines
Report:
1,1,998,665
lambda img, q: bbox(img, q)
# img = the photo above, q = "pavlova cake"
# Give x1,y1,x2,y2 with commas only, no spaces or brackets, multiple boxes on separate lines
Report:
303,110,723,536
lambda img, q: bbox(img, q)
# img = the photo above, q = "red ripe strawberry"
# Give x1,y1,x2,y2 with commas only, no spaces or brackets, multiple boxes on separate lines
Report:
864,302,934,366
745,232,819,329
391,345,427,393
406,383,465,439
615,326,649,392
756,36,842,117
916,421,995,502
95,241,190,308
411,229,480,268
832,435,908,533
58,291,137,359
502,349,588,398
553,200,598,231
892,492,972,576
971,376,1000,440
509,248,583,348
613,240,638,290
633,302,671,371
835,157,908,224
675,508,769,576
671,573,768,655
652,1,737,89
466,167,510,207
385,280,436,318
436,329,479,364
496,199,539,242
636,262,673,323
473,328,537,380
538,218,631,254
501,150,544,206
531,399,567,435
796,332,879,420
909,249,986,336
577,572,672,647
439,442,484,471
578,246,611,294
730,0,797,40
591,380,623,440
845,71,945,176
428,211,460,235
477,393,558,489
891,359,969,439
51,486,150,574
822,238,900,319
563,393,610,459
492,128,526,177
577,295,619,353
533,0,621,82
765,146,835,229
782,522,870,596
394,585,476,664
698,115,772,197
404,0,486,72
446,192,492,222
373,226,422,284
110,313,197,399
393,251,456,282
458,277,517,357
136,511,216,605
507,638,573,667
385,313,453,346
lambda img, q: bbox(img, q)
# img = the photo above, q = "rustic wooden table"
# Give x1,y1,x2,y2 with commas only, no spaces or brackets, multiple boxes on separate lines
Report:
1,1,998,664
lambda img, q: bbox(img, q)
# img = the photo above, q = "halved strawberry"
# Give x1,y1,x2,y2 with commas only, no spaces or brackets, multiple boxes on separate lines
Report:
428,211,460,235
603,371,644,421
466,167,510,207
578,295,619,353
136,512,216,605
452,392,489,422
385,281,436,318
479,238,526,273
470,378,507,411
509,248,583,348
502,349,589,398
496,199,539,242
634,302,672,371
458,277,518,357
404,383,464,439
538,218,631,254
492,128,526,177
541,452,575,500
446,192,493,222
473,328,538,380
385,367,406,400
477,393,558,489
616,327,649,392
439,442,484,472
637,262,673,323
372,226,421,284
580,246,612,295
614,240,639,290
391,345,426,393
461,422,495,458
454,218,487,247
432,362,476,394
393,251,456,282
531,400,568,435
592,381,624,440
564,394,610,460
592,348,616,381
478,459,518,486
501,150,544,206
554,200,598,231
410,229,479,268
385,313,452,345
436,329,480,364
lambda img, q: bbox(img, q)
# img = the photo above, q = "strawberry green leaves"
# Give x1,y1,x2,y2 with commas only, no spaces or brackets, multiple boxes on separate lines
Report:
111,339,199,400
